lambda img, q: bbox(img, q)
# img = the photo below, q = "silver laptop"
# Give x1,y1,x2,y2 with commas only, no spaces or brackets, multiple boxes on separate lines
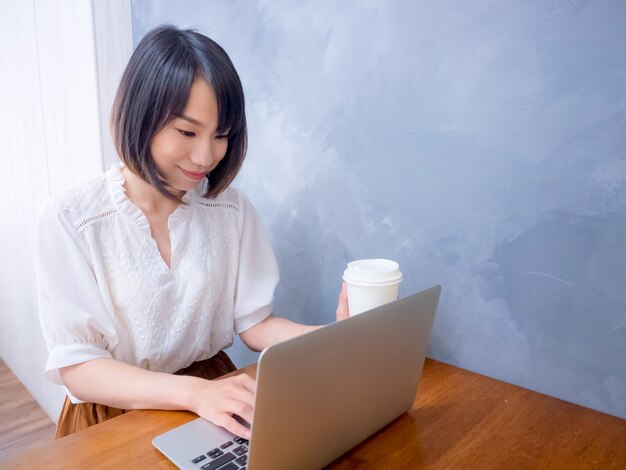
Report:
153,285,441,470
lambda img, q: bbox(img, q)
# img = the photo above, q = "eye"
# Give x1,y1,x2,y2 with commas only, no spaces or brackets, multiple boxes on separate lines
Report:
177,129,196,137
215,129,232,140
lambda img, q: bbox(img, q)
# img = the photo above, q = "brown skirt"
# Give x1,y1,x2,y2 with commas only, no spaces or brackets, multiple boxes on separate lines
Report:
55,351,237,439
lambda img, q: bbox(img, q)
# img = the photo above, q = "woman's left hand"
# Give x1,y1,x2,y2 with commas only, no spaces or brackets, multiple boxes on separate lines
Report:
336,281,350,321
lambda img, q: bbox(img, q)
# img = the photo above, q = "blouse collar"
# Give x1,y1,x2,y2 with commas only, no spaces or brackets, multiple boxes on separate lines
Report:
106,162,207,234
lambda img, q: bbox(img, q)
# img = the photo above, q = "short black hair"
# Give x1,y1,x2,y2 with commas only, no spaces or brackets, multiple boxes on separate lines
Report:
110,25,247,202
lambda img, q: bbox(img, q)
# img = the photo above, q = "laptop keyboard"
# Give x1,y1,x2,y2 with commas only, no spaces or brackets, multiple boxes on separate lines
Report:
191,436,249,469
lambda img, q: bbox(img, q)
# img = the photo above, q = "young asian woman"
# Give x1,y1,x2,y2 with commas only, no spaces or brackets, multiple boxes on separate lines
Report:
35,25,349,440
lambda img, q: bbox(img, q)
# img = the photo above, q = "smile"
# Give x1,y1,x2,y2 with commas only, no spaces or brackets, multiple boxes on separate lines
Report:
180,168,208,181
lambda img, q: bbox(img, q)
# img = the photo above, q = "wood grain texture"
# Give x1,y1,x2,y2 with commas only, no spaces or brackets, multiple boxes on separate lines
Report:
330,360,626,469
0,360,56,462
2,359,624,469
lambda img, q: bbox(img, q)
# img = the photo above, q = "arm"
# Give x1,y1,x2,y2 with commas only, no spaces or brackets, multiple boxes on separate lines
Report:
60,358,255,438
240,282,350,352
239,315,321,352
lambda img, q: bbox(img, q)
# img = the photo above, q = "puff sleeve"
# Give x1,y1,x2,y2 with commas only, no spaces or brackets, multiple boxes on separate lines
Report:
35,200,117,385
232,192,280,334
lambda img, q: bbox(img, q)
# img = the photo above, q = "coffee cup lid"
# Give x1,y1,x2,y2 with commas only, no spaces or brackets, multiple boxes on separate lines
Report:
343,259,403,286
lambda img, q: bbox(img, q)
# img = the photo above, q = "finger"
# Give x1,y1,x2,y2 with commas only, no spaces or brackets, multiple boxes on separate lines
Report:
228,383,255,409
218,375,255,411
221,398,254,424
226,398,254,425
221,414,251,440
336,281,350,321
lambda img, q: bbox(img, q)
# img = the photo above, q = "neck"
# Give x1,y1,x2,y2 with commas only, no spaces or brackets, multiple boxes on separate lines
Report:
121,166,181,216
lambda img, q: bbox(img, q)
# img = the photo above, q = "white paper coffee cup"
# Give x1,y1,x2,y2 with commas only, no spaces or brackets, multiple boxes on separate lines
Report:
343,259,403,316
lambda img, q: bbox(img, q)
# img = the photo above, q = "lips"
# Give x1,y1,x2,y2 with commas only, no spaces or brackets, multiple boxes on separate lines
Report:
180,168,208,181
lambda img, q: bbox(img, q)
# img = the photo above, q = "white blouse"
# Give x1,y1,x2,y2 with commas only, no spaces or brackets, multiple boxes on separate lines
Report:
36,163,279,400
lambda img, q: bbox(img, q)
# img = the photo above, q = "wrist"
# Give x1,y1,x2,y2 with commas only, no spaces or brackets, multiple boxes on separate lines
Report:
175,374,206,413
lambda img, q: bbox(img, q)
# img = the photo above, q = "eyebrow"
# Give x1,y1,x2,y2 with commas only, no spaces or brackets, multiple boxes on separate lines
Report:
177,114,205,127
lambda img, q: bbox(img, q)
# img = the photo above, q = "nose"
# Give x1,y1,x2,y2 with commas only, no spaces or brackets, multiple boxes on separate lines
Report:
189,140,221,168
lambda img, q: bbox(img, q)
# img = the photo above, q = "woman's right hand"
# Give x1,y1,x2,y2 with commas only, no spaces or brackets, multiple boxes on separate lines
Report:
59,357,256,439
189,373,256,439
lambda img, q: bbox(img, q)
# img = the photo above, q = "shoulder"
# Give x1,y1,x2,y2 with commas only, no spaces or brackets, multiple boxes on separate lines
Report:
45,166,117,230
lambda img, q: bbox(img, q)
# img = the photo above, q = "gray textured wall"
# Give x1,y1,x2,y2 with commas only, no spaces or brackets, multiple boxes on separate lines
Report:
131,0,626,419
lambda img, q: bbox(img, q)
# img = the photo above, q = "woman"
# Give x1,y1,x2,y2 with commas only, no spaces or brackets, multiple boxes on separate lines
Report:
36,25,348,440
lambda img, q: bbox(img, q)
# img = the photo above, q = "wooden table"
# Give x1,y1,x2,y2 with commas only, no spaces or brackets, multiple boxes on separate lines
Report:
3,359,625,469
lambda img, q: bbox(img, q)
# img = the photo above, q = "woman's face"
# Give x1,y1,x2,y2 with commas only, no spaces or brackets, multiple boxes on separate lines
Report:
150,78,229,195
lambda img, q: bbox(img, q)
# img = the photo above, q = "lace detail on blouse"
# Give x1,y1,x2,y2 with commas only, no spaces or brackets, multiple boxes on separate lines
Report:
75,209,118,232
197,201,240,211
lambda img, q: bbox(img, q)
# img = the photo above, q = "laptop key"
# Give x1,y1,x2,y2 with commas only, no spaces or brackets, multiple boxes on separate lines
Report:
207,447,223,458
208,449,223,459
220,441,234,449
192,454,207,464
216,463,238,470
233,437,248,445
200,452,235,470
235,455,248,465
232,445,247,456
